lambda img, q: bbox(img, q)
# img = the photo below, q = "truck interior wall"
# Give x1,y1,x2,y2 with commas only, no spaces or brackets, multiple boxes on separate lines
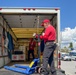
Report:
51,15,58,69
0,16,17,68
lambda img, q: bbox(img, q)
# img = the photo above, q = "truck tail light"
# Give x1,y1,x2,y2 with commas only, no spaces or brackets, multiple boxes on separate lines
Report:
0,8,2,10
23,8,35,11
58,60,61,65
58,60,61,69
58,53,61,58
23,8,26,10
28,8,31,10
32,8,35,10
55,8,59,11
58,53,61,69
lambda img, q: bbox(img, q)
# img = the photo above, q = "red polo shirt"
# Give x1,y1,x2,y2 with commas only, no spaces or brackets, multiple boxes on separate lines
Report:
40,25,56,42
29,41,36,50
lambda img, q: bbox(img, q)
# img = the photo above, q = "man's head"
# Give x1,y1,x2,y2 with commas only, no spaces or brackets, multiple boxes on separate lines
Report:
30,38,33,42
41,19,50,28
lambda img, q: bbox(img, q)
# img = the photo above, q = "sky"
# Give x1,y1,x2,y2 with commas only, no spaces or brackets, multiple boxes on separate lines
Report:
61,27,76,49
0,0,76,49
0,0,76,30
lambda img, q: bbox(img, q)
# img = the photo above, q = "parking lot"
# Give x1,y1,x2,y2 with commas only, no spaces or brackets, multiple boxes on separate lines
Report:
61,60,76,75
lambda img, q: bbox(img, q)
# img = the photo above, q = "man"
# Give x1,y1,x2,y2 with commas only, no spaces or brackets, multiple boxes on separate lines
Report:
28,38,36,61
35,19,57,75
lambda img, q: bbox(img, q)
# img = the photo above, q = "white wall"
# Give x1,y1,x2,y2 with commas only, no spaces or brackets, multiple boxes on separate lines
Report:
4,57,10,65
0,58,4,67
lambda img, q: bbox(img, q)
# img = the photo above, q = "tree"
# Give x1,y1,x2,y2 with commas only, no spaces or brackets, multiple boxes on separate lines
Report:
69,42,73,50
61,46,69,53
64,46,69,53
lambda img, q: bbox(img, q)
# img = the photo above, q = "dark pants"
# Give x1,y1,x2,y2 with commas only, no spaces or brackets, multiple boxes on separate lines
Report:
28,50,35,61
42,42,57,75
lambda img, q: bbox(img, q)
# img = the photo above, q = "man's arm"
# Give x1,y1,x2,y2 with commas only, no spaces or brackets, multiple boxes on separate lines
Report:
40,28,51,40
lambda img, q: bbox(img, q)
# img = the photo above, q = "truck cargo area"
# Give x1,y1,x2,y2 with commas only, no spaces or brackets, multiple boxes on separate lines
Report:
0,8,64,75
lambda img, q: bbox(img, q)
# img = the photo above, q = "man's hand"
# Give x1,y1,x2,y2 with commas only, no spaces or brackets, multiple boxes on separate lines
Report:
33,33,38,39
42,33,45,36
33,33,36,37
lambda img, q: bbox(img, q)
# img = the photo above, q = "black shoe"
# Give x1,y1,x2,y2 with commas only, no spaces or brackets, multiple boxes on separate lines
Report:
40,68,49,75
51,71,57,75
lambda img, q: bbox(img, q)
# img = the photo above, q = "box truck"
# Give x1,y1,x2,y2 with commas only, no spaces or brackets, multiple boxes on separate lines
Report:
0,7,65,75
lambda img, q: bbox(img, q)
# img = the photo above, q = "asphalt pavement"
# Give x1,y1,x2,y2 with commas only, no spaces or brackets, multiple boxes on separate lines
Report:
61,60,76,75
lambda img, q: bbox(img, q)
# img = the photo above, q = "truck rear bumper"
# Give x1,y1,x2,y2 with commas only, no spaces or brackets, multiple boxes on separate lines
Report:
0,70,66,75
57,69,65,75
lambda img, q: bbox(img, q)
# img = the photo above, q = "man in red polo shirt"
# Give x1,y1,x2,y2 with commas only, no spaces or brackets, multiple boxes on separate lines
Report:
34,19,57,75
28,38,36,61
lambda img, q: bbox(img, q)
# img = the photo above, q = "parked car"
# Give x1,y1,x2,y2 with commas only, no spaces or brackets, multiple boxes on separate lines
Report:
69,50,76,61
71,56,76,61
63,55,71,61
61,53,69,60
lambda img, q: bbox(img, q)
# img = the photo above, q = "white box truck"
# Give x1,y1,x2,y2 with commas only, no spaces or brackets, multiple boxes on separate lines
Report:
0,7,65,75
